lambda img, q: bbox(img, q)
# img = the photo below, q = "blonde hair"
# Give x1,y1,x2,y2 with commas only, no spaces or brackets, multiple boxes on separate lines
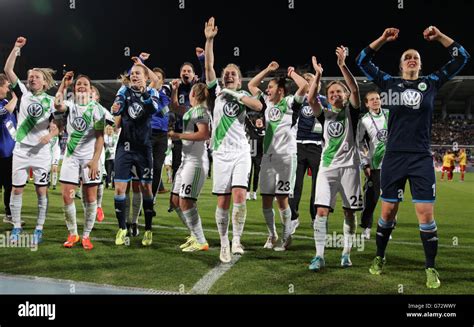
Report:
326,80,350,97
191,83,209,107
120,64,149,85
221,63,243,88
28,68,56,91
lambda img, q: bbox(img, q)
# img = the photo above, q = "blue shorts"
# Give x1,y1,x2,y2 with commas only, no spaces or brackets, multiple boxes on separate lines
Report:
114,145,153,183
380,152,435,203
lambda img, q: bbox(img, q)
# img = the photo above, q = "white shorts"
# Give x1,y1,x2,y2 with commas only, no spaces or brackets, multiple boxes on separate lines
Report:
212,151,251,195
12,143,52,187
314,165,363,212
260,153,297,196
51,145,61,166
172,161,207,200
59,155,103,186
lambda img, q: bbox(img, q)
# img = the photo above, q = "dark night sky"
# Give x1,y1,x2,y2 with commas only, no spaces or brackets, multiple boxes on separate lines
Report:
0,0,473,79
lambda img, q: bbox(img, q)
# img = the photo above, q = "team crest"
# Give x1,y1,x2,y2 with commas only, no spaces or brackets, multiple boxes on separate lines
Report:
376,129,388,142
27,103,43,118
72,117,87,132
223,102,240,118
401,89,422,108
301,106,313,118
128,102,144,119
418,82,427,92
268,107,282,122
327,121,344,138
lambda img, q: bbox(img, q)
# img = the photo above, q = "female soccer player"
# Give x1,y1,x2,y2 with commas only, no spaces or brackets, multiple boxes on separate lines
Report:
247,62,306,251
4,37,58,245
168,82,211,252
54,72,105,250
111,57,164,247
356,26,470,288
204,17,264,263
308,47,362,271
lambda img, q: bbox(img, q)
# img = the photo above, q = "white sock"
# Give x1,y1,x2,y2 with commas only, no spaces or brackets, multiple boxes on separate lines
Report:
313,215,327,258
124,192,131,224
263,208,276,237
52,171,58,187
83,201,97,238
36,195,48,230
132,191,142,224
183,207,206,244
64,203,78,235
97,184,104,208
215,207,229,245
10,193,23,229
343,215,356,255
231,203,246,244
176,207,194,236
279,207,292,240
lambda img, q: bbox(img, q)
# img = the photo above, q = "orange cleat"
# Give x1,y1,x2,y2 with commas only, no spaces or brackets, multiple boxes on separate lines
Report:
63,234,80,248
97,207,104,222
82,237,94,250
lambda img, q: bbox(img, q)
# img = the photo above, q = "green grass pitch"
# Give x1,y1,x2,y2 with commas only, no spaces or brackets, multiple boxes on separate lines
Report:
0,172,472,294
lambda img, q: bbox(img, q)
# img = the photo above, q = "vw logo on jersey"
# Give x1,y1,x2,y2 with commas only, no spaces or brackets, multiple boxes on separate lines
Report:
72,117,87,132
223,102,240,118
27,103,43,118
401,89,422,108
327,121,344,138
301,105,314,118
128,102,144,119
377,129,388,143
268,107,282,122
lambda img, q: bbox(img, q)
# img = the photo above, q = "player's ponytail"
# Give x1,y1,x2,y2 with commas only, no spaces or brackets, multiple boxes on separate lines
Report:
191,83,209,107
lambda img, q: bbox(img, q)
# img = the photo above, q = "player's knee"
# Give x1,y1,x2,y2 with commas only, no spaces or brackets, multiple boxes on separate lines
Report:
12,187,24,196
179,198,194,211
316,207,329,217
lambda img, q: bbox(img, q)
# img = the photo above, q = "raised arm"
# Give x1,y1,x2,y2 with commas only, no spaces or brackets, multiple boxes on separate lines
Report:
196,47,206,83
4,37,27,85
288,67,309,94
54,71,74,112
3,92,17,114
336,46,360,109
169,79,187,115
248,61,279,96
308,56,324,117
204,17,218,84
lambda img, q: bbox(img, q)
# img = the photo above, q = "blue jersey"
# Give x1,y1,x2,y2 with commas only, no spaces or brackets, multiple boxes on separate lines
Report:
293,95,328,142
356,42,470,154
151,84,171,132
0,99,16,158
113,86,163,148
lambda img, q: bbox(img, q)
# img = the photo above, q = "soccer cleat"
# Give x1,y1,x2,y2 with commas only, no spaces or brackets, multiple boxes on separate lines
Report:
274,236,292,252
115,228,128,246
9,227,23,244
32,229,43,245
182,242,209,252
131,223,139,237
180,235,196,249
263,234,279,249
291,218,300,235
426,268,441,289
96,207,104,222
369,256,386,275
252,192,257,201
341,253,353,267
82,237,94,250
362,228,371,240
63,234,80,248
308,255,325,272
142,230,153,246
231,241,244,255
219,243,232,263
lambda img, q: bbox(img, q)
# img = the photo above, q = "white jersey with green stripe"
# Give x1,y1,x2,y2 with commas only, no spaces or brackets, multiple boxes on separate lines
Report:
182,104,210,165
207,79,251,153
63,100,105,160
320,102,360,168
12,80,55,147
357,109,389,170
262,94,300,155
